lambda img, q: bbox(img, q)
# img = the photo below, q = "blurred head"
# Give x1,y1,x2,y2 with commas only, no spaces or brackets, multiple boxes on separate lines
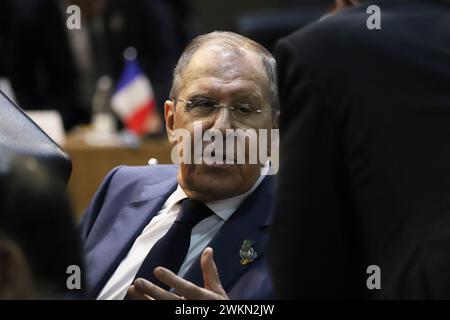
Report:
165,31,278,202
0,155,83,299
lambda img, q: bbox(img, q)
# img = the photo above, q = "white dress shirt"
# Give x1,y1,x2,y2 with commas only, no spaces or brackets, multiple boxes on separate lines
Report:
97,166,268,300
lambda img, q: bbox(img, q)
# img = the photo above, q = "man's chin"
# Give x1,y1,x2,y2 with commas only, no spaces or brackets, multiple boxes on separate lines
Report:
186,183,242,202
181,161,240,173
180,165,245,199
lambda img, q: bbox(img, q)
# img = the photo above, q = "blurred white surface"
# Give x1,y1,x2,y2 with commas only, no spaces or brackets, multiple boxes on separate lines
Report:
26,110,66,146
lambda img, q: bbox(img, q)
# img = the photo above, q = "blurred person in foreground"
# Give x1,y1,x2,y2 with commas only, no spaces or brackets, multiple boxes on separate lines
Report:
0,155,84,299
79,31,279,300
269,0,450,299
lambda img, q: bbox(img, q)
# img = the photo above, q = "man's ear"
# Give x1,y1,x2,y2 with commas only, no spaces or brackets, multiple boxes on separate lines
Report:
272,110,280,129
164,100,176,146
0,240,34,299
265,111,280,159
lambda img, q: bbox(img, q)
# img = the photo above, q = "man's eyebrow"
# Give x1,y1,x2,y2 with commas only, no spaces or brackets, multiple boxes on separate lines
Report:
187,94,213,100
186,91,264,102
233,91,263,102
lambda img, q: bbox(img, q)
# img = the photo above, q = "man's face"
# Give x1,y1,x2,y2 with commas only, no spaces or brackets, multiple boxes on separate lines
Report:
165,44,274,202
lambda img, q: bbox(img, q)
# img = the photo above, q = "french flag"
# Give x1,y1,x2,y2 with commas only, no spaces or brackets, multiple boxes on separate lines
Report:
111,53,160,136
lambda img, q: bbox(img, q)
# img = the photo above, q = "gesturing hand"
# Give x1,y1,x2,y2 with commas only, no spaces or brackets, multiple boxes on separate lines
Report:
126,247,229,300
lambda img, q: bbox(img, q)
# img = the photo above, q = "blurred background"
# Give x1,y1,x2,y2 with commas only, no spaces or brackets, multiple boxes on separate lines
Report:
0,0,337,218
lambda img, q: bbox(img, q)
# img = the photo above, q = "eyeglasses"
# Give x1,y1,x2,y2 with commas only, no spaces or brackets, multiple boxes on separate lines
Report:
174,97,270,122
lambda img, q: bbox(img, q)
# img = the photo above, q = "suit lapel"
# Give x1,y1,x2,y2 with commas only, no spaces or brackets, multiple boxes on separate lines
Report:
85,178,177,296
184,176,275,291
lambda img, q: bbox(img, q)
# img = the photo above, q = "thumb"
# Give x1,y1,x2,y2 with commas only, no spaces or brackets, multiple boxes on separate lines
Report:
201,247,227,296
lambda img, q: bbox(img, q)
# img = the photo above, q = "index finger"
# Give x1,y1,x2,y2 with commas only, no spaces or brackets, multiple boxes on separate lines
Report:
154,267,210,300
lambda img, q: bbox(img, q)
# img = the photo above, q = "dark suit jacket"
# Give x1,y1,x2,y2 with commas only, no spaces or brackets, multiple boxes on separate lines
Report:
79,165,275,299
269,0,450,299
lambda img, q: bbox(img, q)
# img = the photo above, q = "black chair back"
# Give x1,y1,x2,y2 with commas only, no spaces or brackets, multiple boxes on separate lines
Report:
0,91,72,184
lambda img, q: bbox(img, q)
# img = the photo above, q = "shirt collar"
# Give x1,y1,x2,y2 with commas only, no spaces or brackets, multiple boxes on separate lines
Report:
164,162,270,222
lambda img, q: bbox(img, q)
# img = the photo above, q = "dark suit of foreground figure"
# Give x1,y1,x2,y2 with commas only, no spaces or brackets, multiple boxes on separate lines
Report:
269,0,450,299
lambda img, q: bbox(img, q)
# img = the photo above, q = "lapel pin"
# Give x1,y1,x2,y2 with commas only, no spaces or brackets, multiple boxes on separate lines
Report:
239,240,258,266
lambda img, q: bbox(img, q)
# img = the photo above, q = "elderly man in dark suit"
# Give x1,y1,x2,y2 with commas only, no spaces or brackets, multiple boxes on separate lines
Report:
79,31,279,300
269,0,450,299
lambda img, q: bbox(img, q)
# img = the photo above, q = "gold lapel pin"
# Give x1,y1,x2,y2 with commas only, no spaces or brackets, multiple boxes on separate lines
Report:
239,240,258,266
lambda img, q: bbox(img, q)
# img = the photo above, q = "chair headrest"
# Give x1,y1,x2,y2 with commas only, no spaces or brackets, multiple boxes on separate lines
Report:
0,91,72,184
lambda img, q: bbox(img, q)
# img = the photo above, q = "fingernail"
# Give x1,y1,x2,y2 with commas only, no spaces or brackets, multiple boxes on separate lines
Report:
154,267,163,275
135,278,144,287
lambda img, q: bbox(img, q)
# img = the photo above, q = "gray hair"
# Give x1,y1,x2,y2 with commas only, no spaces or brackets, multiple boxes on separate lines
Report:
169,31,279,118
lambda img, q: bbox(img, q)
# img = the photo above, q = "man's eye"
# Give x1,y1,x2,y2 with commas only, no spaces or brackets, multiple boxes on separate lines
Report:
234,104,252,115
191,99,216,109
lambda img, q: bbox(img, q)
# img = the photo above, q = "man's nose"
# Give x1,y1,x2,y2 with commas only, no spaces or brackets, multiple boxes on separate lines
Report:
211,107,233,131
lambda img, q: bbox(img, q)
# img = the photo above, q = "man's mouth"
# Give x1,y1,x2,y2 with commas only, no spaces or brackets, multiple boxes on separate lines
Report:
190,149,236,168
209,150,236,163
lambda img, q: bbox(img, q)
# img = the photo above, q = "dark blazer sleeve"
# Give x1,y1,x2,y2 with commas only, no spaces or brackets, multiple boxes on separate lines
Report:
270,0,450,299
78,166,124,243
268,33,363,299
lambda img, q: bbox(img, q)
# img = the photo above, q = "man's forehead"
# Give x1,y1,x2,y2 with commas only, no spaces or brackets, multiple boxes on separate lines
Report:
182,44,267,83
184,77,265,101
